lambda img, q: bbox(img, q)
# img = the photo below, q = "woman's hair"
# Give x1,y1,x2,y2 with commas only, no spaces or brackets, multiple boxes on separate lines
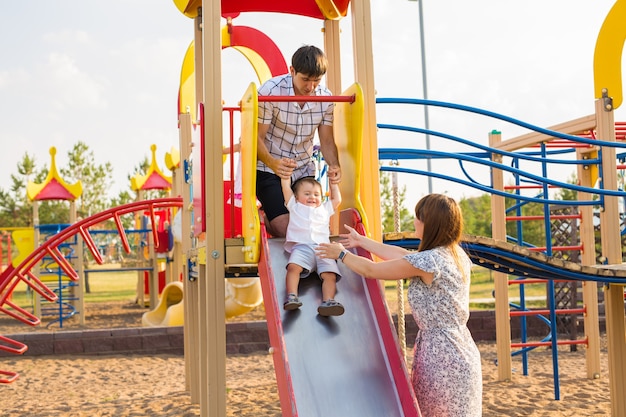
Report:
291,45,328,78
415,194,463,252
415,194,467,279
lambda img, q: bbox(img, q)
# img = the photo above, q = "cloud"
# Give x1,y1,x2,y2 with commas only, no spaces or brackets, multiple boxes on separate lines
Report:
44,52,109,112
42,29,92,45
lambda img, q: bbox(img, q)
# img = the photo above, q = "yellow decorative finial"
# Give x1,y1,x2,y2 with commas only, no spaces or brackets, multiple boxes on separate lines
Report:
26,147,83,201
130,144,173,191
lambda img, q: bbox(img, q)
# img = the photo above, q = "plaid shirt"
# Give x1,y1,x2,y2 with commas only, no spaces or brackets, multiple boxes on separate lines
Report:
257,74,334,180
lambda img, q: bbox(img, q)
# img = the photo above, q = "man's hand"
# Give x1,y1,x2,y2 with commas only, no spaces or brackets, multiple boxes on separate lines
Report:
271,157,297,179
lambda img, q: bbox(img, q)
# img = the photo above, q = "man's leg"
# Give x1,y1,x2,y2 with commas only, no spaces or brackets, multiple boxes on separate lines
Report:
267,213,289,238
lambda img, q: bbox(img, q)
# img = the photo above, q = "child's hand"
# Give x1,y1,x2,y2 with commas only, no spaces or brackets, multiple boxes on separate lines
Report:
273,157,296,179
316,242,345,260
327,165,342,184
339,225,361,249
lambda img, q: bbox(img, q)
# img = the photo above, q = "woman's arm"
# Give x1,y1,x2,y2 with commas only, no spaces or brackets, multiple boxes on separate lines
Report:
340,225,410,261
316,241,433,284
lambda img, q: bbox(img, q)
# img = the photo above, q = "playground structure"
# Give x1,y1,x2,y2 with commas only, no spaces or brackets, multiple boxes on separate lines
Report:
173,1,626,417
26,147,83,327
13,146,183,328
0,197,184,381
0,139,262,330
129,143,180,309
142,280,185,327
1,0,626,416
0,227,34,274
0,137,265,377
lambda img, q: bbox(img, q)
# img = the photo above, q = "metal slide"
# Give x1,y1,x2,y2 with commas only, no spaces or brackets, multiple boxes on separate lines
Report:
258,234,420,417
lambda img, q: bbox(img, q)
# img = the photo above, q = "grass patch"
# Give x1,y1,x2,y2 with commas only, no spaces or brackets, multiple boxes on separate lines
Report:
84,270,138,303
7,265,140,308
469,266,547,300
383,265,549,310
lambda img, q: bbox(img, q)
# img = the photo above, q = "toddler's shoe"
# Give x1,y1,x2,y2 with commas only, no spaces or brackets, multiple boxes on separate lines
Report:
317,299,344,316
283,293,302,311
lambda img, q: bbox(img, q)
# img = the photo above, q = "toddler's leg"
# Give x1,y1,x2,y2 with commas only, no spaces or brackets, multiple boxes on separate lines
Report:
317,272,344,317
284,263,303,311
320,271,337,301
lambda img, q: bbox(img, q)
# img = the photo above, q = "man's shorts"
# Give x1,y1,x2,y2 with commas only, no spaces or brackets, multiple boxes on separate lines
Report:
287,244,341,280
256,171,288,222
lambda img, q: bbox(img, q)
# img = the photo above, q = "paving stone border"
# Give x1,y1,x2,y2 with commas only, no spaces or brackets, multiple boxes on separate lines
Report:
2,311,601,357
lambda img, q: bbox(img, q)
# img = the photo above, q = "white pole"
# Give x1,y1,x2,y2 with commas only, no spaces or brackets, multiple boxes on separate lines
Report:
409,0,432,193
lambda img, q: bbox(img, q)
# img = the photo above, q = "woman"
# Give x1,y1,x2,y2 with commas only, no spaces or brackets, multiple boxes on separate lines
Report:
316,193,482,417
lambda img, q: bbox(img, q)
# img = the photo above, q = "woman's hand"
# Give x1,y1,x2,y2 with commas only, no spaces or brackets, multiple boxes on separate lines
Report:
316,242,345,260
339,224,362,249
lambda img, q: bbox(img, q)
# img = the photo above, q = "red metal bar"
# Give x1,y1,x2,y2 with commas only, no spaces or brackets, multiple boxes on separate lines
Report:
0,300,40,326
506,214,581,221
113,213,132,254
0,335,27,355
147,204,159,249
78,225,104,264
511,338,587,348
24,271,58,301
46,246,79,281
525,245,583,252
0,369,19,384
508,278,573,285
1,268,57,306
510,308,585,317
225,106,237,238
258,94,355,103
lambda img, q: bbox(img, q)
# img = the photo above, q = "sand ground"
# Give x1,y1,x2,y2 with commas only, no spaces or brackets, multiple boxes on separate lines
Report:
0,301,613,416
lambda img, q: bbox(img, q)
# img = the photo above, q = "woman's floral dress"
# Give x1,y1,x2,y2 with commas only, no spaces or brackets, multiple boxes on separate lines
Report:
405,246,482,417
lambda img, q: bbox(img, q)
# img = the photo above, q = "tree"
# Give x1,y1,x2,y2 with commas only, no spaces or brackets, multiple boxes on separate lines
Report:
0,153,39,227
60,141,115,219
459,194,492,237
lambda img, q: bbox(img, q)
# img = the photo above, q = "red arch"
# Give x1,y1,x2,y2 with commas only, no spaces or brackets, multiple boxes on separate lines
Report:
226,25,288,78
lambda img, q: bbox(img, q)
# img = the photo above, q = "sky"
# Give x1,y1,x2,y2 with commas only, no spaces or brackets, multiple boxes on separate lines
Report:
1,0,624,204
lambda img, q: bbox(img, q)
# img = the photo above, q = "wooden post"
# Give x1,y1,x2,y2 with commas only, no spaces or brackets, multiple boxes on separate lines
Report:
179,112,198,398
201,1,226,416
575,147,602,379
595,97,626,417
489,130,512,381
186,13,204,404
349,0,382,243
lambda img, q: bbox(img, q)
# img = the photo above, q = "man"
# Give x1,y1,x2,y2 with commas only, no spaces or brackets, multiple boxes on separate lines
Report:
256,45,342,237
